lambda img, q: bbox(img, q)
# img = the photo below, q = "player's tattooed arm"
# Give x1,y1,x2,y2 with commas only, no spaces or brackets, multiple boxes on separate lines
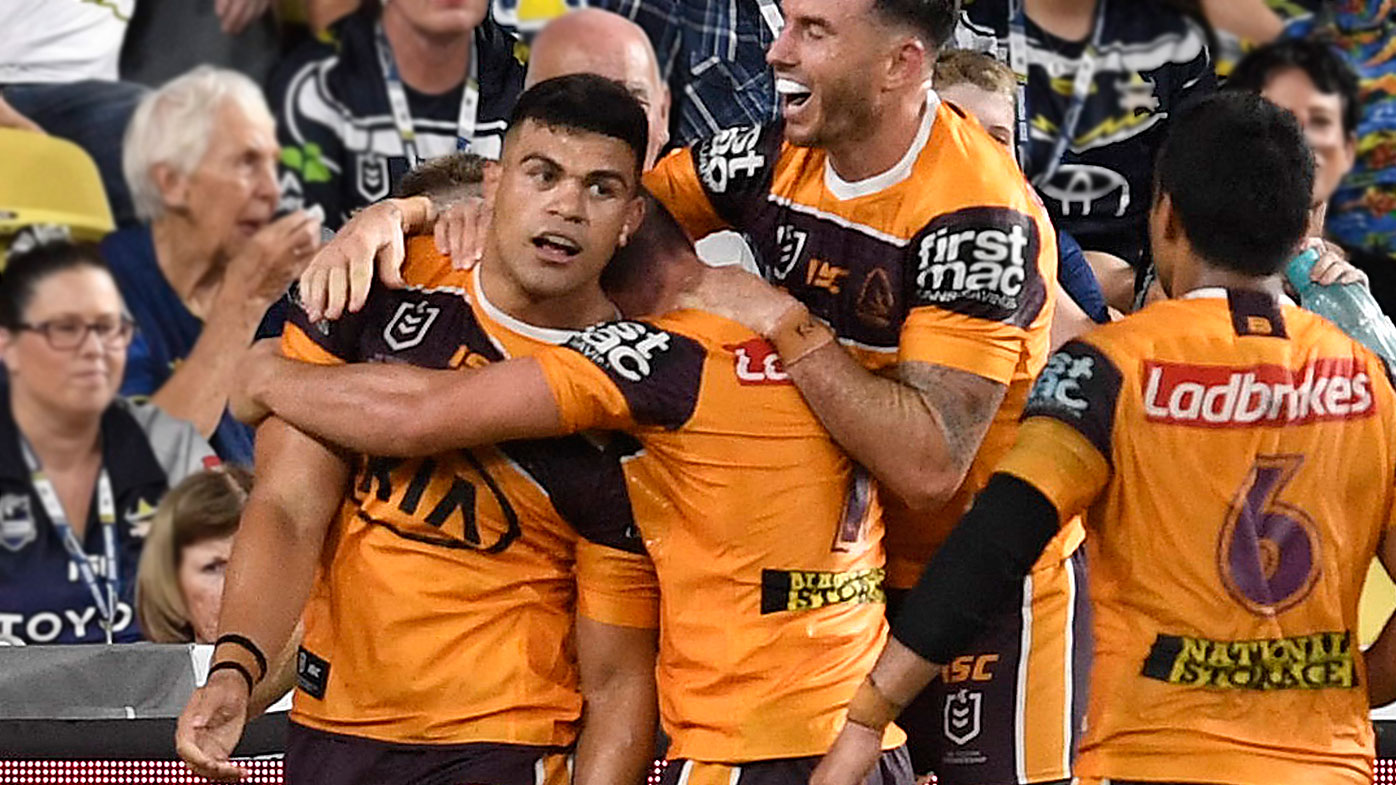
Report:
784,344,1006,513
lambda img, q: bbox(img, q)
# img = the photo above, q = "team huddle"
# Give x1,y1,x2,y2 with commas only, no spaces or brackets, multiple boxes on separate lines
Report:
173,2,1396,785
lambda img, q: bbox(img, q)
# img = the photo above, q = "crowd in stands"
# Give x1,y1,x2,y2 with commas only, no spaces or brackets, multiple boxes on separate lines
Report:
1,1,1395,783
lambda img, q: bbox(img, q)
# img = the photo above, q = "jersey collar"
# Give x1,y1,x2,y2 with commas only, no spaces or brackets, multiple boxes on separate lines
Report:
471,265,620,345
1183,287,1296,307
823,89,940,202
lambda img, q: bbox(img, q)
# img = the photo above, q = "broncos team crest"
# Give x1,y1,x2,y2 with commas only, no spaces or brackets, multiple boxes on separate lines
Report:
384,301,442,351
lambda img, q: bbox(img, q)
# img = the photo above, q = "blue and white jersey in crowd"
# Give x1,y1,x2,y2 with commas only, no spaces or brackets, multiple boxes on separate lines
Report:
0,389,215,645
954,0,1215,267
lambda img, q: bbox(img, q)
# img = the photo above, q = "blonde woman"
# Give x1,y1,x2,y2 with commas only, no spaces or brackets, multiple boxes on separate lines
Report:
137,466,296,710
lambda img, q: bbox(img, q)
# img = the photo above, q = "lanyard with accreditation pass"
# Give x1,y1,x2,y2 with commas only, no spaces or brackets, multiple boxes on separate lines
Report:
1005,0,1107,184
21,437,118,645
375,22,481,166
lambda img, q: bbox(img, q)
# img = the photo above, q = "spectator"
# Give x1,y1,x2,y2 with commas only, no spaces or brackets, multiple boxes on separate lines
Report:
0,0,147,227
136,465,299,713
954,0,1215,269
626,0,782,146
528,8,670,169
934,48,1112,334
0,129,115,250
136,465,253,645
269,0,526,229
0,238,214,646
104,67,321,466
1225,39,1376,299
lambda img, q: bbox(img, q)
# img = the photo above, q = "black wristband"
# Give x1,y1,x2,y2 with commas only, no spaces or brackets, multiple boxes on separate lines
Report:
214,633,268,680
208,661,256,695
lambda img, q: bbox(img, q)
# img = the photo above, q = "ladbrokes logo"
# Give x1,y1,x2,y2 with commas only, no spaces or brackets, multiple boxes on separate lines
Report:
568,322,673,382
725,338,790,386
1142,359,1375,427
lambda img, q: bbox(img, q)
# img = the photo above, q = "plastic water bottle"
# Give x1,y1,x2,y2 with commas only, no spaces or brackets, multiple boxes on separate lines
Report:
1285,247,1396,369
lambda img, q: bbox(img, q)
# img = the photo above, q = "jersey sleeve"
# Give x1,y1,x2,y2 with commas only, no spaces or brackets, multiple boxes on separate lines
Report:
643,122,784,241
901,204,1056,383
575,540,660,629
995,339,1122,517
533,320,706,433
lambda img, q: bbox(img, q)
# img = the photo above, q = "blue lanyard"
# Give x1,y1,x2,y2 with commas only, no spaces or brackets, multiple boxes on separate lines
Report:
22,438,118,644
374,22,481,165
1006,0,1108,183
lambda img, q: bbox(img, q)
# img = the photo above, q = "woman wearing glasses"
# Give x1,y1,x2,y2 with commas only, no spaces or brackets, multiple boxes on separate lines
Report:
0,238,214,645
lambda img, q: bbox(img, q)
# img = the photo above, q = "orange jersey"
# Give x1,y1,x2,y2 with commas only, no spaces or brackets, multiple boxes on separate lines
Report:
998,289,1396,785
281,237,659,746
532,309,906,763
643,94,1062,589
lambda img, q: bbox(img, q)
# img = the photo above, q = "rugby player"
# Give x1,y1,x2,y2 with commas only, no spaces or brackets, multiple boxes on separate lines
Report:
295,1,1080,780
812,91,1396,785
175,76,661,785
227,192,918,785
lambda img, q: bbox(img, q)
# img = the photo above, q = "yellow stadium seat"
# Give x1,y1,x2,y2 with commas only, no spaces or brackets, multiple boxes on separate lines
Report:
0,128,114,244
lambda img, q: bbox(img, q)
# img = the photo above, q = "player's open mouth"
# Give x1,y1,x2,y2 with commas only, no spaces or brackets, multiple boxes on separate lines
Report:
532,232,582,260
776,78,813,109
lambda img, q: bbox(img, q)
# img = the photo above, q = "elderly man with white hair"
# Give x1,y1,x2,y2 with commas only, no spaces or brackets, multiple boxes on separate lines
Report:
101,66,321,465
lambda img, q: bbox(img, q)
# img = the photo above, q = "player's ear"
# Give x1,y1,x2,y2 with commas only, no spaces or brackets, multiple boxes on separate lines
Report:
481,160,502,202
620,192,646,248
886,34,930,91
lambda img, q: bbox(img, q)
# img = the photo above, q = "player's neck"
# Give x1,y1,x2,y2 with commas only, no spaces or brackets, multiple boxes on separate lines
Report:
824,92,928,184
477,251,617,330
1180,262,1287,302
381,7,473,95
151,217,224,314
1025,0,1099,42
9,387,101,474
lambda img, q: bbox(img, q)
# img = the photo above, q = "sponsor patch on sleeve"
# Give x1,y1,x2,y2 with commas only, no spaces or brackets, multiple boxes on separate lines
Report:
692,123,783,227
911,206,1047,326
1023,340,1123,460
563,321,705,430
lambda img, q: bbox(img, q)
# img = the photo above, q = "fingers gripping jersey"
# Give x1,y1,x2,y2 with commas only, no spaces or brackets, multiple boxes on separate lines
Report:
533,310,906,763
999,291,1396,785
280,237,658,746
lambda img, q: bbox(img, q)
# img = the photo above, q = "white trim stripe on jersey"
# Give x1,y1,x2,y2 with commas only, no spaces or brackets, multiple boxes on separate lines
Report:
764,195,911,248
1063,560,1077,777
1016,574,1034,785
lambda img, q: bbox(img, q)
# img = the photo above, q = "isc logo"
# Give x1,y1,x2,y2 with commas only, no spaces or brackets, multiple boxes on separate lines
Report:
726,338,790,386
943,653,998,684
571,322,673,382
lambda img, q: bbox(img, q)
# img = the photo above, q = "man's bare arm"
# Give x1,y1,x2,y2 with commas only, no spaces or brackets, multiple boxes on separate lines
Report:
785,344,1005,512
239,351,566,456
573,618,659,785
176,418,348,779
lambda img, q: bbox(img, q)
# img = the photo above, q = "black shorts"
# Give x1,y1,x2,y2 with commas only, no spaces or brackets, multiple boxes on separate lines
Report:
888,547,1091,785
656,746,913,785
285,722,571,785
